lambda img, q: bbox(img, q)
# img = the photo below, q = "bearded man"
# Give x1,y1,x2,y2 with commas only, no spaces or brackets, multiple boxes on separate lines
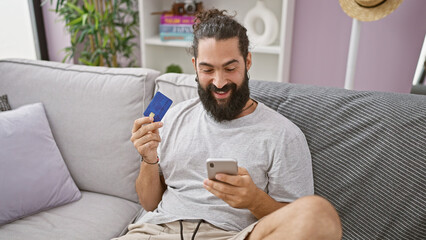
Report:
121,9,342,240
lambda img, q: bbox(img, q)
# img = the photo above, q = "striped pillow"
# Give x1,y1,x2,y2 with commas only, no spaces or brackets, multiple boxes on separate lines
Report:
249,80,426,240
0,95,11,111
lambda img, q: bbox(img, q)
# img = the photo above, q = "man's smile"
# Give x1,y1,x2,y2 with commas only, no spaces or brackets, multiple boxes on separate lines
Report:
212,89,231,101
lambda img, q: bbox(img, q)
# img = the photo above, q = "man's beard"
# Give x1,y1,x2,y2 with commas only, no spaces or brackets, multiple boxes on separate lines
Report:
197,71,250,122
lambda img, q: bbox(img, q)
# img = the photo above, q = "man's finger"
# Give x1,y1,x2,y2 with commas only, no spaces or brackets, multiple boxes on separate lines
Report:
203,180,234,199
204,178,237,195
133,132,161,147
215,167,249,186
132,117,153,133
133,121,163,140
238,167,249,175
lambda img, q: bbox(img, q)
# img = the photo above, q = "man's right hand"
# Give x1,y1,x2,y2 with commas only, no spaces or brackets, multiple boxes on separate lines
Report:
131,116,163,163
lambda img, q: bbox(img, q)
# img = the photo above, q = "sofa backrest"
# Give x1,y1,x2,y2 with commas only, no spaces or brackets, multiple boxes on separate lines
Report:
249,80,426,240
153,73,425,239
0,59,160,203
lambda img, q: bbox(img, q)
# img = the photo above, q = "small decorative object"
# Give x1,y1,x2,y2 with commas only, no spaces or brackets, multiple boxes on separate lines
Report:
172,0,203,16
166,64,183,73
152,1,202,42
339,0,403,22
244,0,279,46
151,0,203,16
159,16,194,42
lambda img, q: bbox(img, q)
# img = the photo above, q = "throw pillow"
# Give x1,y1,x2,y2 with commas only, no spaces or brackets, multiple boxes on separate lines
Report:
0,103,81,225
0,94,11,111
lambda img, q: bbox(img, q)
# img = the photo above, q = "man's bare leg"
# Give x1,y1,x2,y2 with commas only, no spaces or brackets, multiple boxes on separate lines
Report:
247,195,342,240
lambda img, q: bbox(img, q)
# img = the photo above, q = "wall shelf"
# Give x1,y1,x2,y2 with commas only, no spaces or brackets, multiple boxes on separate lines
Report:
145,36,282,54
139,0,294,82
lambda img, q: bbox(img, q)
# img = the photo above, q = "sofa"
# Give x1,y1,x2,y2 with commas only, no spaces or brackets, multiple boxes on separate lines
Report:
0,59,425,240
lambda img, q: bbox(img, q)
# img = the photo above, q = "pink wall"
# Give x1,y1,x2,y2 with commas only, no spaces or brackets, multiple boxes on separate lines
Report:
43,0,426,93
42,1,71,63
290,0,426,93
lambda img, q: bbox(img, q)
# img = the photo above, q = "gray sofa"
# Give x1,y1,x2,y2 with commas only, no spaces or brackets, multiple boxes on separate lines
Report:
0,59,425,239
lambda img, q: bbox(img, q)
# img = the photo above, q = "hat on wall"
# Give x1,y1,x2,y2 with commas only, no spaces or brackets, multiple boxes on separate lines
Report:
339,0,403,22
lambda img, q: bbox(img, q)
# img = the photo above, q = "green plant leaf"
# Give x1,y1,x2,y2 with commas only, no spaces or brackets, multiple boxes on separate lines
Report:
61,52,72,63
67,16,82,26
79,58,94,66
83,0,94,13
82,14,88,25
94,15,99,30
71,31,79,44
77,29,89,43
102,35,109,48
66,2,84,15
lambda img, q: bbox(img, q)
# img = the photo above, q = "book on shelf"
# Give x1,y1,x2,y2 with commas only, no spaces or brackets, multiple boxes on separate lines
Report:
160,32,193,42
160,24,193,34
161,14,195,25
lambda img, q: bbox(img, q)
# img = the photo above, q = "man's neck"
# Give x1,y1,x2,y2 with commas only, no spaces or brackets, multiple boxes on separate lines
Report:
236,99,257,119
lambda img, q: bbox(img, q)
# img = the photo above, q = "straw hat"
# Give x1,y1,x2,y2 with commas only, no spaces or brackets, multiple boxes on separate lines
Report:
339,0,403,22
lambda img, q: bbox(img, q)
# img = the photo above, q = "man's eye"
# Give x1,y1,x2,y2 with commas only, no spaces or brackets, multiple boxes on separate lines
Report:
225,68,235,72
203,69,213,73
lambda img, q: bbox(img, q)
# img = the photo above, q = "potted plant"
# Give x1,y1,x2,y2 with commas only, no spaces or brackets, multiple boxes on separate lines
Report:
50,0,138,67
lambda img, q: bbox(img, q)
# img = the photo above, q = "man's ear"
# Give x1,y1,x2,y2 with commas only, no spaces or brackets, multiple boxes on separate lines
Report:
192,57,197,72
246,52,252,71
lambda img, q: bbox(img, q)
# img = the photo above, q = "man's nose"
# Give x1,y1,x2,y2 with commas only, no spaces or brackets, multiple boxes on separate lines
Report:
212,71,227,89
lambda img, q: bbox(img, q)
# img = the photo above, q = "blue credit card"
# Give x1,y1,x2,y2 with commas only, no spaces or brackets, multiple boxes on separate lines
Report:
143,91,173,122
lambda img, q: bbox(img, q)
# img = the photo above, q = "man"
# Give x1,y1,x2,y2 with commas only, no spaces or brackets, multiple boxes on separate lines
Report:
121,9,342,240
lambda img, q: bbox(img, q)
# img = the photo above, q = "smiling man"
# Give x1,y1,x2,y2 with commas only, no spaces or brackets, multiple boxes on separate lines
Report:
195,37,254,122
119,9,342,240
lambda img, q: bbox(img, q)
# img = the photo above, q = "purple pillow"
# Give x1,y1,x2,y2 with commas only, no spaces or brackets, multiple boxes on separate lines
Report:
0,103,81,225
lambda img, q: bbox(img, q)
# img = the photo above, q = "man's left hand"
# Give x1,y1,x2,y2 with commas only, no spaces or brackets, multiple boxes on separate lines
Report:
203,167,261,210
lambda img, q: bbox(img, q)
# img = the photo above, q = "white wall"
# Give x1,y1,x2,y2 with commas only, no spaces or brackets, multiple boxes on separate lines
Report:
0,0,38,60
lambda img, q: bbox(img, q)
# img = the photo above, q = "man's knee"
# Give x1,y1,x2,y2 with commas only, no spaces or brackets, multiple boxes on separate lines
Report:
292,195,342,238
271,195,342,239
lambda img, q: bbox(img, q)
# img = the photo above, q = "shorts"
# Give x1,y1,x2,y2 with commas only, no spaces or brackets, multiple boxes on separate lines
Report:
112,220,258,240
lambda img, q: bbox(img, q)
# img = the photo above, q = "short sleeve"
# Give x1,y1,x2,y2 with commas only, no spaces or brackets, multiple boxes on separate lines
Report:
267,132,314,202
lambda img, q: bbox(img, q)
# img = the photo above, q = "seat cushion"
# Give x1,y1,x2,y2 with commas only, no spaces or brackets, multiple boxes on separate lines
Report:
0,191,141,240
0,59,160,203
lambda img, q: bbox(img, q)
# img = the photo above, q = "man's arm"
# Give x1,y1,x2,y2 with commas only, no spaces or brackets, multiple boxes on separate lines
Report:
247,189,288,219
203,167,288,219
135,162,166,211
131,117,167,211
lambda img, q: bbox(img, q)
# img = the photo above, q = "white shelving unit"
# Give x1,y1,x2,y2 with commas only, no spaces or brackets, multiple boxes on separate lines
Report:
138,0,294,82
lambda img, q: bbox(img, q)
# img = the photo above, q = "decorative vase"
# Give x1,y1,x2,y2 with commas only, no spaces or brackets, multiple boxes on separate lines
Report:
244,0,279,46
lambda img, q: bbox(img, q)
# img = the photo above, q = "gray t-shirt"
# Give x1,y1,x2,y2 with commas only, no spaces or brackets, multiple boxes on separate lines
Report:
137,98,314,231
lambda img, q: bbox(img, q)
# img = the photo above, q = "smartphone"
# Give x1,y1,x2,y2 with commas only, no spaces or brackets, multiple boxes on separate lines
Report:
206,158,238,180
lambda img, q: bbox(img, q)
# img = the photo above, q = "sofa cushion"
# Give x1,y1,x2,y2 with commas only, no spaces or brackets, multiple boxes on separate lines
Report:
0,94,11,111
0,191,141,240
249,80,426,240
154,73,198,108
0,103,81,225
0,59,160,203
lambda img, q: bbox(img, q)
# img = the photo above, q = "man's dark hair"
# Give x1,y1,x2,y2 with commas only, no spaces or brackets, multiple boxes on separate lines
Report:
191,9,250,62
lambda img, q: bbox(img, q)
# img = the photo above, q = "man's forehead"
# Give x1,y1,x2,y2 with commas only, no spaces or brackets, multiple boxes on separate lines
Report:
197,37,243,65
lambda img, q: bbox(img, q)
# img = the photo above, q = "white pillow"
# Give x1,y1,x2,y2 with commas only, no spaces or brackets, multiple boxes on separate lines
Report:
154,73,198,108
0,103,81,225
